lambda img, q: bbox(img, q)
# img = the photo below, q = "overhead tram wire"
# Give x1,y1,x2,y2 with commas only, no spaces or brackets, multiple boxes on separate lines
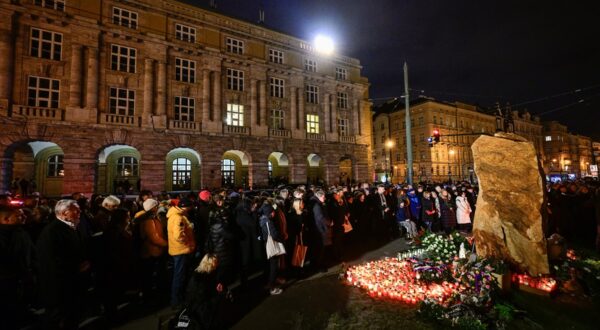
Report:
536,92,600,116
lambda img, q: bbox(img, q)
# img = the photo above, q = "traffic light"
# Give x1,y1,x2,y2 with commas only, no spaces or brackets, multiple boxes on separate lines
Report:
427,136,434,147
432,128,440,143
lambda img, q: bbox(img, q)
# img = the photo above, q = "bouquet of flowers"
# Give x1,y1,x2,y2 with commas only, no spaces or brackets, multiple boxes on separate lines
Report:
421,232,458,263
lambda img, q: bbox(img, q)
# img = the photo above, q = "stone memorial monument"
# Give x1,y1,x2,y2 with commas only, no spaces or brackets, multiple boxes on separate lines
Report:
471,133,549,275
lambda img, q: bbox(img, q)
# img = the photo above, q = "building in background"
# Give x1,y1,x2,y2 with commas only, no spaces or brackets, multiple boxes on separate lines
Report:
372,97,597,184
0,0,373,196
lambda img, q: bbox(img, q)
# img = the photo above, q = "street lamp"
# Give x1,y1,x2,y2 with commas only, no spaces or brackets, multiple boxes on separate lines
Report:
314,35,334,55
385,139,394,183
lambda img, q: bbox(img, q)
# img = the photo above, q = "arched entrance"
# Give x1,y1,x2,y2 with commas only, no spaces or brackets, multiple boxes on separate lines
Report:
307,153,324,186
268,152,290,186
2,141,65,197
339,155,353,186
166,148,202,191
222,150,250,188
96,145,141,195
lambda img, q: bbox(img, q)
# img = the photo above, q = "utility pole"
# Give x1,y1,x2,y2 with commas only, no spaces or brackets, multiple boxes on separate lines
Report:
404,62,413,185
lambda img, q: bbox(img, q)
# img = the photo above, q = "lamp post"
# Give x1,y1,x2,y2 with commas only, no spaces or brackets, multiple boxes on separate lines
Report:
385,139,394,183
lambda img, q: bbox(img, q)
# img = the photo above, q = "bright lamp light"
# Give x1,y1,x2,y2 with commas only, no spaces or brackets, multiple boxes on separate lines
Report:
314,35,334,54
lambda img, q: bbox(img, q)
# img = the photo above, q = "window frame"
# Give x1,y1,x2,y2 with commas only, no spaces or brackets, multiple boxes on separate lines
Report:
271,109,284,129
47,154,64,177
226,37,244,55
109,87,135,116
305,85,319,104
112,6,138,29
110,44,136,73
226,103,244,127
174,96,195,122
172,157,192,190
338,118,349,136
175,57,196,83
337,92,348,109
270,77,285,98
30,28,62,61
221,159,235,186
304,59,317,72
175,23,196,43
27,76,60,108
335,67,347,80
268,48,284,64
34,0,65,11
117,156,139,176
226,68,244,91
306,114,319,134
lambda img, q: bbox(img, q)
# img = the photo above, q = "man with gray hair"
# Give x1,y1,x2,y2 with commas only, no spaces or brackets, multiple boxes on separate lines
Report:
37,199,90,329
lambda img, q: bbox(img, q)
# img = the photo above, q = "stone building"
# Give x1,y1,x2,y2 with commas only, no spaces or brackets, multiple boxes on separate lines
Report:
0,0,373,196
372,98,544,183
542,121,594,179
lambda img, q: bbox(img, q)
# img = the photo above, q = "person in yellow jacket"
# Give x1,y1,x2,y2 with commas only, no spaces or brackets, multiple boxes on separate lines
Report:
167,198,196,308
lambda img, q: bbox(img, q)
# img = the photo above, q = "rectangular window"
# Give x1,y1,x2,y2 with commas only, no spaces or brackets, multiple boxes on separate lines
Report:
337,92,348,109
27,76,60,108
269,49,284,64
35,0,65,11
226,68,244,91
111,44,136,73
306,114,319,133
304,59,317,72
271,109,284,129
545,135,552,141
270,77,284,98
175,24,196,43
418,116,424,126
30,28,62,60
175,58,196,83
226,103,244,126
174,96,195,122
112,7,138,29
109,87,135,116
226,37,244,54
433,115,437,124
338,118,349,136
305,85,319,104
335,67,347,80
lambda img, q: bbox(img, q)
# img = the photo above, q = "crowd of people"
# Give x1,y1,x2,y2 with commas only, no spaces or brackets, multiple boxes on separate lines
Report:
1,178,599,329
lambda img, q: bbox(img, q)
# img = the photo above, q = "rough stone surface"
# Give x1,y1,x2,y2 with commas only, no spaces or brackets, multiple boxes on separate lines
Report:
472,133,549,275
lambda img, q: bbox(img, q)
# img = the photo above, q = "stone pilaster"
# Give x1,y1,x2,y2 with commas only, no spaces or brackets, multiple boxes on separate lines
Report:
212,71,221,121
290,87,297,131
85,47,99,109
68,45,83,107
254,80,268,136
250,79,257,125
0,10,14,112
153,61,167,127
142,59,154,126
323,93,330,135
202,69,210,129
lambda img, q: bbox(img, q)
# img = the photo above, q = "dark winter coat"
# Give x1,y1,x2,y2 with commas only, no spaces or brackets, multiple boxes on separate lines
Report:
440,198,457,229
422,198,437,222
308,196,328,243
207,206,236,270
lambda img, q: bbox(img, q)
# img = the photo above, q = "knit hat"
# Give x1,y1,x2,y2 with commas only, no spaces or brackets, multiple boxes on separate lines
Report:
199,190,211,202
143,198,159,211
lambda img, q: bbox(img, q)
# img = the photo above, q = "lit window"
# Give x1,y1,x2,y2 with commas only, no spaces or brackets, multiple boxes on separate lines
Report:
226,68,244,91
271,109,284,129
112,7,138,29
174,96,195,122
268,161,273,180
335,67,347,80
172,158,191,190
306,114,319,133
270,77,284,98
269,49,284,64
175,24,196,43
117,156,138,176
221,159,235,186
175,58,196,83
304,59,317,72
27,76,60,108
226,103,244,126
30,28,62,60
35,0,65,11
47,154,64,177
111,44,136,73
305,85,319,104
545,136,552,141
226,37,244,54
109,87,135,116
337,92,348,109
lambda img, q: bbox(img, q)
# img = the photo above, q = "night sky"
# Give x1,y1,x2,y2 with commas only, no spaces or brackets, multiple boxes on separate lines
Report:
184,0,600,139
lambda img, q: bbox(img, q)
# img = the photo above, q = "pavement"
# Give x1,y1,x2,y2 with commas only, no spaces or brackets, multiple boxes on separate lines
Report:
115,237,413,330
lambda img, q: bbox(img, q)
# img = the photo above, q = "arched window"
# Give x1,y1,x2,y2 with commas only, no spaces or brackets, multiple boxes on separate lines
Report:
117,156,138,176
172,158,191,190
47,154,64,177
221,159,235,186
